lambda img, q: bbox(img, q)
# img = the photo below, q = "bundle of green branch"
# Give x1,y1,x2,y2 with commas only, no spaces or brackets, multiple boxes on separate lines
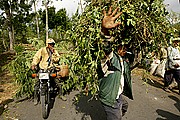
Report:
7,38,43,98
65,0,174,96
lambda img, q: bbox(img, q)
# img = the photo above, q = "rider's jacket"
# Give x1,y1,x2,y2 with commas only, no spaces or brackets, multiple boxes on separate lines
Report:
31,47,60,70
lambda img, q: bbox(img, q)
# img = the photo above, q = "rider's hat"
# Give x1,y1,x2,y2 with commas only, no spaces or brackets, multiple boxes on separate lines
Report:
46,38,55,46
172,37,180,42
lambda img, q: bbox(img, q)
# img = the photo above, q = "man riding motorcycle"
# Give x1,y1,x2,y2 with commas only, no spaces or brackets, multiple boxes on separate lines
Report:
31,38,66,105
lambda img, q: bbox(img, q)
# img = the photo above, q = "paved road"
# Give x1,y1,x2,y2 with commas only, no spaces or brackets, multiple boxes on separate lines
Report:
0,73,180,120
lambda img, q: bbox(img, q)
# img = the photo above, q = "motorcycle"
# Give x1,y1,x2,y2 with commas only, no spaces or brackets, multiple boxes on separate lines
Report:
32,67,58,119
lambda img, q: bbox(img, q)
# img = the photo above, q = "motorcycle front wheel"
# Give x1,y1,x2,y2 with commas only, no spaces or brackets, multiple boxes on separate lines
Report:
41,94,49,119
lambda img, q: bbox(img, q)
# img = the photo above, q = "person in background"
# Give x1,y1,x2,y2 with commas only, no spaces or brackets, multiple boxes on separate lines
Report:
164,42,173,92
164,38,180,94
154,44,167,78
31,38,66,105
98,6,133,120
149,50,160,75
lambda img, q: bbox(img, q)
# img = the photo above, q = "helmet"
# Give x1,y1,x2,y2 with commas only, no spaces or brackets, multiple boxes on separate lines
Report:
46,38,55,46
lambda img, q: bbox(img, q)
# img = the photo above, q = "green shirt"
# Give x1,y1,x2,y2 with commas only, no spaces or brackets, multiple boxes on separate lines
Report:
98,35,133,107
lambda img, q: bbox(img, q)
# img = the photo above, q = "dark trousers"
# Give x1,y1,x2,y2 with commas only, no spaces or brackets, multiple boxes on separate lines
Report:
164,69,174,87
173,69,180,83
34,79,39,100
102,94,128,120
173,69,180,94
164,69,180,93
54,78,63,95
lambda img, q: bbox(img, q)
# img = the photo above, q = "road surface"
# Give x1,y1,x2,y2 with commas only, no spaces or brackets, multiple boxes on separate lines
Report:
0,72,180,120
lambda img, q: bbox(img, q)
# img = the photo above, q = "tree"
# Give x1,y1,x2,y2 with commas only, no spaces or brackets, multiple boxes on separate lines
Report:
0,0,14,51
55,8,67,30
44,0,49,41
172,22,180,37
0,15,8,52
30,0,40,38
0,0,32,51
55,8,71,39
166,11,180,37
40,6,71,40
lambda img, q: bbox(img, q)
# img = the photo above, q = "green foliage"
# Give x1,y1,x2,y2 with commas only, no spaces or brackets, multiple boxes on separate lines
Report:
65,3,103,96
8,38,43,97
9,51,35,98
64,0,174,96
0,0,32,43
172,22,180,37
14,44,25,53
55,40,76,91
27,38,45,50
0,30,9,53
55,8,69,30
41,7,70,30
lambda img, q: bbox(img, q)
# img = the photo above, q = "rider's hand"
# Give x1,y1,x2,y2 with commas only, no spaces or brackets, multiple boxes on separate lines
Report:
102,6,122,36
174,63,180,68
31,65,36,70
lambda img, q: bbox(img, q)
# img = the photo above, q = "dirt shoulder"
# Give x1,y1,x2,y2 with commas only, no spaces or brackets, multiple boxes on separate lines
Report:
0,51,18,114
0,69,17,104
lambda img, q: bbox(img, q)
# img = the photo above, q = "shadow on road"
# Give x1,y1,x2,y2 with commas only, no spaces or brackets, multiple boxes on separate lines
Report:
143,77,163,89
142,75,180,97
73,92,106,120
156,109,180,120
49,95,56,109
168,95,180,112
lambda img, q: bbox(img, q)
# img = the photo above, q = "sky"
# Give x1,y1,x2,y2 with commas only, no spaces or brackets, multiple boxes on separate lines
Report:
164,0,180,13
0,0,179,17
37,0,85,17
36,0,180,17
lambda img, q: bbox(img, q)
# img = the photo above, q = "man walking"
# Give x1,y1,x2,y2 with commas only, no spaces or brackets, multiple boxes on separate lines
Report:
98,6,133,120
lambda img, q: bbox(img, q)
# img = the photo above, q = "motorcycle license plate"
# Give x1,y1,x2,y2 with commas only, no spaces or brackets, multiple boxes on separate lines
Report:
39,73,49,79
